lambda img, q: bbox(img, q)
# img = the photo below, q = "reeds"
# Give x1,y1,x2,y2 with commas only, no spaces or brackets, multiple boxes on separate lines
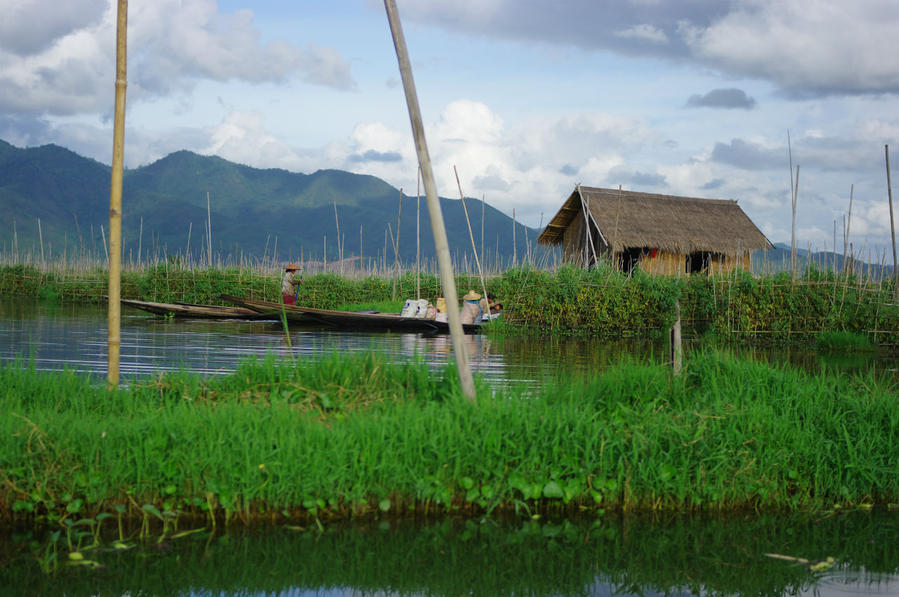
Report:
2,350,897,525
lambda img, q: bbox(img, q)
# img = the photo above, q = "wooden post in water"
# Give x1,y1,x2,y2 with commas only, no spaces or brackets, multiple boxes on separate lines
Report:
670,301,682,376
384,0,475,400
107,0,128,388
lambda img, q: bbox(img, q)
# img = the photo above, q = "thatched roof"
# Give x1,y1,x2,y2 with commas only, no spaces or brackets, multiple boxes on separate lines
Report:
537,186,773,256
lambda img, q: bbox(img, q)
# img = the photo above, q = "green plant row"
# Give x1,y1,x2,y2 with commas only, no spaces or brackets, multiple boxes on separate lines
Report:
1,262,896,343
2,350,897,525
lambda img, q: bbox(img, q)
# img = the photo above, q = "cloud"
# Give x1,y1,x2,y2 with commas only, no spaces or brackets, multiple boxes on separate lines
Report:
710,139,785,170
0,0,357,117
348,149,403,163
403,0,899,98
700,178,726,190
613,24,668,44
607,166,667,188
686,88,756,109
0,0,105,56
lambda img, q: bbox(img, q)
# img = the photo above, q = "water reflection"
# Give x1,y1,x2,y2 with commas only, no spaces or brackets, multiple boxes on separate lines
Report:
1,298,896,386
2,510,897,596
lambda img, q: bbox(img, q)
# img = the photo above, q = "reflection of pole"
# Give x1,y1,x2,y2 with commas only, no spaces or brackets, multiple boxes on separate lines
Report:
384,0,475,399
107,0,128,388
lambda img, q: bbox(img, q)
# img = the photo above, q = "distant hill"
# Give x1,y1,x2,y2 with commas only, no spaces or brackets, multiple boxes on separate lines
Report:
752,242,895,279
0,139,543,267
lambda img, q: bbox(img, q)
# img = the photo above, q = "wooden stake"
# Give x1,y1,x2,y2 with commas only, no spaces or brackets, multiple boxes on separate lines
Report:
384,0,475,399
416,168,421,300
670,301,682,376
107,0,127,388
886,145,898,293
206,191,212,268
453,165,489,306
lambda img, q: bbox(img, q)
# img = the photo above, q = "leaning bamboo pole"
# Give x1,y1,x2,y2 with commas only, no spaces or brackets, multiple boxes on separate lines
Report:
886,145,897,294
107,0,128,388
384,0,474,400
453,165,488,304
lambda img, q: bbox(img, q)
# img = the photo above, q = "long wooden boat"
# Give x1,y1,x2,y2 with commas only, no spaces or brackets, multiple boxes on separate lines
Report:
220,294,482,334
121,298,272,320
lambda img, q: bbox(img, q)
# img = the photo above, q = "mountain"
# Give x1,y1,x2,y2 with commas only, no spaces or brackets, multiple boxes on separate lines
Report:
752,243,895,279
0,140,542,267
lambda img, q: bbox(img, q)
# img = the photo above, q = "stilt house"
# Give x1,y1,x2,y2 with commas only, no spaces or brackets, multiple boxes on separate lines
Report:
537,186,773,275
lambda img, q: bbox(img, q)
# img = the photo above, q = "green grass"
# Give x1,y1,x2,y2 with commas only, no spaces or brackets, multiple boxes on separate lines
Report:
815,330,876,352
2,350,897,525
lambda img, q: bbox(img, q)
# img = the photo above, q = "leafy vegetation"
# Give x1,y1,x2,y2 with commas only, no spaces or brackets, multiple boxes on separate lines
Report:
1,262,896,344
2,350,897,526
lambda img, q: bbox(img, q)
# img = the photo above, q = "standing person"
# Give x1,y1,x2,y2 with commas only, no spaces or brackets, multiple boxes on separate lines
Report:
281,263,302,305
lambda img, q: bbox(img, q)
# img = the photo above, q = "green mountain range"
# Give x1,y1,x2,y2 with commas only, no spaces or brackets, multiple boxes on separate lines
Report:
0,139,542,267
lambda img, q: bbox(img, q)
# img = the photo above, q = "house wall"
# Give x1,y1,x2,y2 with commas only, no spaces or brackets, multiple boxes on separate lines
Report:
562,215,588,267
637,250,750,276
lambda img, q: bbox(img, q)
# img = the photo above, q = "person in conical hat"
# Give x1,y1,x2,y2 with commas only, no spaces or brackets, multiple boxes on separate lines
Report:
459,290,482,324
281,263,302,305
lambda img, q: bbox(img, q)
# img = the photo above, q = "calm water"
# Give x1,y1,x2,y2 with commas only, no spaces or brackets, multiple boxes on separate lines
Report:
2,511,898,596
3,298,898,595
0,297,670,386
2,298,895,385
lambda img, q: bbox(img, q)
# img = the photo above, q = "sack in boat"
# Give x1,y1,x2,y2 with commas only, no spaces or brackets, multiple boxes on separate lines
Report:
436,297,446,313
401,299,418,317
413,299,430,318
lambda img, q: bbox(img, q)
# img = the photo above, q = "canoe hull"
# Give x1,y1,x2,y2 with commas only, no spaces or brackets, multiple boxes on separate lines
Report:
121,299,271,320
220,294,482,334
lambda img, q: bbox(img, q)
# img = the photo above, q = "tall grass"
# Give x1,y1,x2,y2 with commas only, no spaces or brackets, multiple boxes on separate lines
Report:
2,350,897,525
2,262,896,344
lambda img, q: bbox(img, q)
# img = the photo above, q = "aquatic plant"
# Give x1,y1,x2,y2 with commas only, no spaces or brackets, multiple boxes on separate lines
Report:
1,350,897,526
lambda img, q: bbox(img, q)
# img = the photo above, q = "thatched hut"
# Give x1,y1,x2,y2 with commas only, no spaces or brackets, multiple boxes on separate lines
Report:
537,185,773,275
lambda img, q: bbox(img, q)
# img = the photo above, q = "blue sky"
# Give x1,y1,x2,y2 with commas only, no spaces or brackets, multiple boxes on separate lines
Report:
2,0,899,258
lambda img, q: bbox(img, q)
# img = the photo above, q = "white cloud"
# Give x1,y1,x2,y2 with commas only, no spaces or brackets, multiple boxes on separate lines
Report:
0,0,356,117
614,24,668,44
683,0,899,96
0,0,105,56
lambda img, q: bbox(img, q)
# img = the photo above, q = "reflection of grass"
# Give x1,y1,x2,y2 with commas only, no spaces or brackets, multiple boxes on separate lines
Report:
2,350,898,526
815,331,875,352
6,511,898,594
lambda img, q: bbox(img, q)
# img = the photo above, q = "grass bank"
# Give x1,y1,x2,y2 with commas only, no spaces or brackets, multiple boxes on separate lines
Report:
2,351,897,525
1,262,897,344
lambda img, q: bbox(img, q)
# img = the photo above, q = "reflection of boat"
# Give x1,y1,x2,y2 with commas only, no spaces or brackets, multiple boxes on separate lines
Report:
121,298,271,320
220,294,482,334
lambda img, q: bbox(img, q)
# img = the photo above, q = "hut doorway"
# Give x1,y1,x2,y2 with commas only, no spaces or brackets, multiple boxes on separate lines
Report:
686,251,711,275
619,247,642,275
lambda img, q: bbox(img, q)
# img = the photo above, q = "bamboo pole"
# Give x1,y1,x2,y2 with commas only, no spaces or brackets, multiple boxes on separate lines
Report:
384,0,474,399
206,191,212,268
107,0,128,388
416,168,421,300
453,165,489,305
886,145,897,294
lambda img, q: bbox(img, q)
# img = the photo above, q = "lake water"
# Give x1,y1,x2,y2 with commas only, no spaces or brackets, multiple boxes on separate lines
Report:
2,298,896,386
2,298,898,595
2,510,897,596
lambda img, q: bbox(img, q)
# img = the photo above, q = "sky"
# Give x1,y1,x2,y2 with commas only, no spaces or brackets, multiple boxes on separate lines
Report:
2,0,899,258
